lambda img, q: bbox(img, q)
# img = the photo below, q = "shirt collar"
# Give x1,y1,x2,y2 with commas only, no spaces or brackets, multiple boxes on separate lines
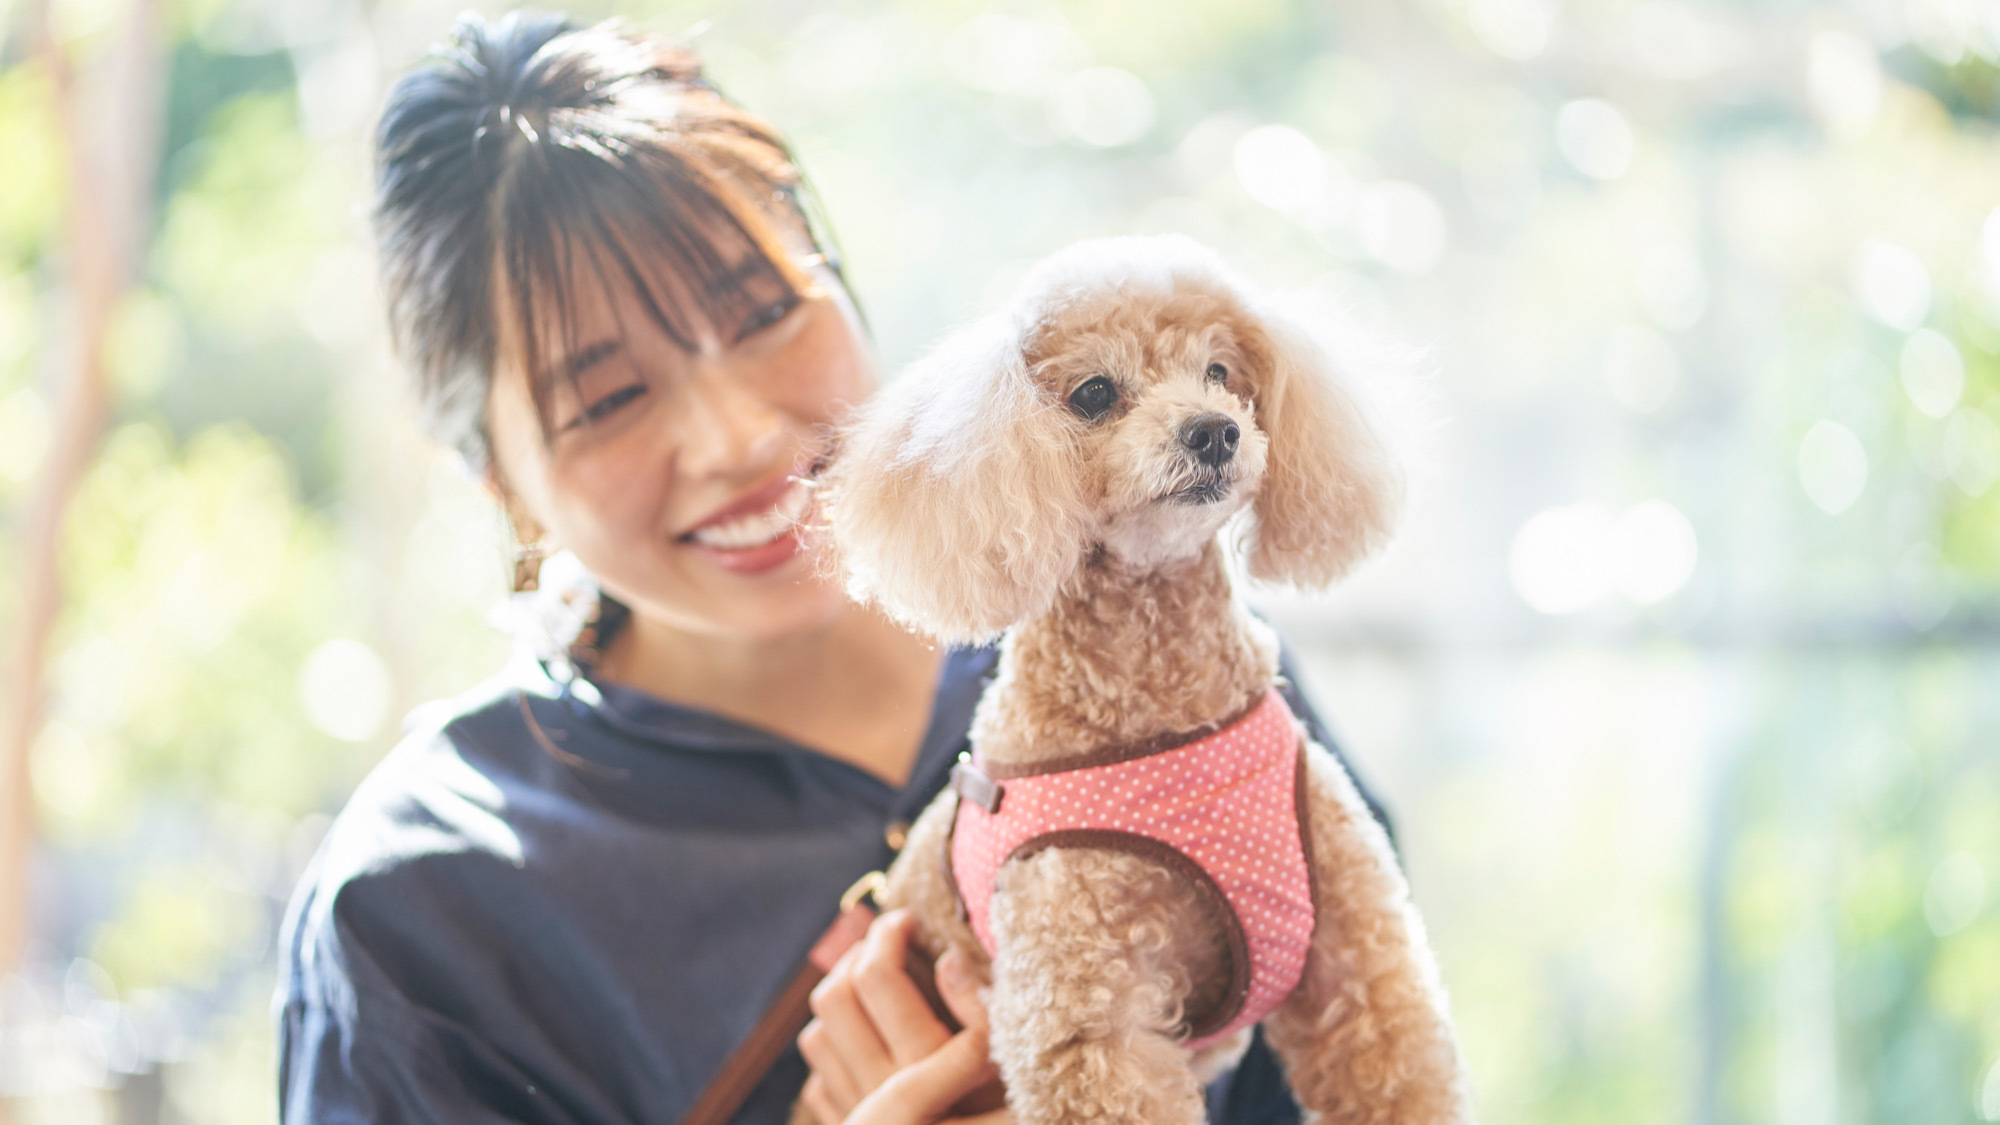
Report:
552,641,1000,784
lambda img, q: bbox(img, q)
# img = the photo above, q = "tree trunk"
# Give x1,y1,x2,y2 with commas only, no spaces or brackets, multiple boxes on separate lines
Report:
0,0,166,975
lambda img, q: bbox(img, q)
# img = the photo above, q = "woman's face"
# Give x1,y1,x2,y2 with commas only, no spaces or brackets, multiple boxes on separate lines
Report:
485,249,873,644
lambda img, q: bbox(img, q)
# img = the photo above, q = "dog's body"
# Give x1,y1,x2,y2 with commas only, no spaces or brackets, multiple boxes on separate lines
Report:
823,236,1472,1125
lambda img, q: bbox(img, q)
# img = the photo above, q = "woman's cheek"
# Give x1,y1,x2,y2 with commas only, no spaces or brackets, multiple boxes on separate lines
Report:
553,451,669,552
776,307,872,418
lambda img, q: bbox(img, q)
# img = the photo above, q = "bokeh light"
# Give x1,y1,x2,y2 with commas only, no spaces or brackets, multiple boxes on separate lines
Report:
1233,124,1327,217
1555,99,1635,182
1354,181,1447,275
1510,504,1617,615
1852,239,1933,332
1507,501,1699,614
1901,329,1966,419
1467,0,1556,60
1634,238,1708,332
296,640,392,744
1046,66,1153,148
1798,419,1869,515
1603,322,1680,413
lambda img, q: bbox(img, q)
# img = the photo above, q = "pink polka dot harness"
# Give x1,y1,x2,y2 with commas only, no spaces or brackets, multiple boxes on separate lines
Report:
947,688,1317,1049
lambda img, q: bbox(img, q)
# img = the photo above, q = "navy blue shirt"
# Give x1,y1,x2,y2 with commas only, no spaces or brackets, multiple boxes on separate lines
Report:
277,637,1383,1125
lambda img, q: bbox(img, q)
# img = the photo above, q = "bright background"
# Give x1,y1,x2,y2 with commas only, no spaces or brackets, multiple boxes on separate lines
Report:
3,0,1998,1121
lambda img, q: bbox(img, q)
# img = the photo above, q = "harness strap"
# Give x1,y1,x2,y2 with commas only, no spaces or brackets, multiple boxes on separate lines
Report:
675,874,881,1125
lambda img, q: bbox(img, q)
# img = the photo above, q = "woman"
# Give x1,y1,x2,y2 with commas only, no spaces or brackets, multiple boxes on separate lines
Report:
277,12,1379,1124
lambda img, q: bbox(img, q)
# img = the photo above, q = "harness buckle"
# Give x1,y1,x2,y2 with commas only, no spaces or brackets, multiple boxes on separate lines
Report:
951,760,1004,814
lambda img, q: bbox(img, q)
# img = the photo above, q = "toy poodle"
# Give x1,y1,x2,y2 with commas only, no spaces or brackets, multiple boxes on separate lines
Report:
819,234,1473,1125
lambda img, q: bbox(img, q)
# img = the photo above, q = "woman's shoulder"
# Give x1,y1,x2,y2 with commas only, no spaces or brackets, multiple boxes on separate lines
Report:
275,644,980,1122
276,639,978,1009
270,659,796,1124
277,660,551,988
310,656,560,854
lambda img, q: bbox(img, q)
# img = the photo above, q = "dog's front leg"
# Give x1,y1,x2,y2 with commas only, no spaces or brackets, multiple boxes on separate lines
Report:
880,792,986,973
1264,746,1474,1125
984,845,1214,1125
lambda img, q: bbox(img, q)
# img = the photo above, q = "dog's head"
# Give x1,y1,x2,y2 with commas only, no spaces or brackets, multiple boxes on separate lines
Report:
822,235,1408,643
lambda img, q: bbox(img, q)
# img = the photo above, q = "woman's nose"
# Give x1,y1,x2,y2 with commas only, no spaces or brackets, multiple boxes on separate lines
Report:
674,361,788,476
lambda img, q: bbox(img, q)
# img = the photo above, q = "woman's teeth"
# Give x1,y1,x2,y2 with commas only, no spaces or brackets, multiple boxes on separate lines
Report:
689,480,812,550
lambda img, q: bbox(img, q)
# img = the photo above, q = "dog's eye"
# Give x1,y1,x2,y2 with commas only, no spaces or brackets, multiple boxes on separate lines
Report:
1068,375,1119,420
1206,362,1228,384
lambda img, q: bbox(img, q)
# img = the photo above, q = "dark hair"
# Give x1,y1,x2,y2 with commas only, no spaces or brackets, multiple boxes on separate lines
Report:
373,11,846,472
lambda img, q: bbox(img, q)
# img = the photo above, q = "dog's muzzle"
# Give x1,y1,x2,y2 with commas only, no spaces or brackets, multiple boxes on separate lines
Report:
1163,413,1240,504
1169,477,1233,505
1180,413,1239,467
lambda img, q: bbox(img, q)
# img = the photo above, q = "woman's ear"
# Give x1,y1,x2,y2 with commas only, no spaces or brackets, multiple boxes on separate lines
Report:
820,315,1090,643
1238,298,1410,588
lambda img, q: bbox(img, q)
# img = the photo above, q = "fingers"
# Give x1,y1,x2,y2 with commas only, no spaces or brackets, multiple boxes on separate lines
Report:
846,1026,1000,1125
796,1012,860,1112
799,1073,843,1125
802,910,984,1124
933,948,987,1034
851,912,954,1066
807,944,896,1092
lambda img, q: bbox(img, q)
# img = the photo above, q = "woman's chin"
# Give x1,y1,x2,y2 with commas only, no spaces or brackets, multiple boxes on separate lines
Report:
594,534,856,649
689,565,852,643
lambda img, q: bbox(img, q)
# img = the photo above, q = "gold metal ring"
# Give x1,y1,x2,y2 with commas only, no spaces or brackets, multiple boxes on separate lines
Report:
840,870,886,914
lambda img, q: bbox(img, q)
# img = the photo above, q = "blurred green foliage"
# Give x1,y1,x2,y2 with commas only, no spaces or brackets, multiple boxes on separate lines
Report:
50,422,342,824
0,67,60,267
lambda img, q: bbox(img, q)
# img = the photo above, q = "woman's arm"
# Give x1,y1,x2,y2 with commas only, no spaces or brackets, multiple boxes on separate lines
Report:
280,982,572,1125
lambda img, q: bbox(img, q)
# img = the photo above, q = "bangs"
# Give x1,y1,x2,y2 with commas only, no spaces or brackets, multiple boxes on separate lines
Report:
373,16,857,469
494,131,820,433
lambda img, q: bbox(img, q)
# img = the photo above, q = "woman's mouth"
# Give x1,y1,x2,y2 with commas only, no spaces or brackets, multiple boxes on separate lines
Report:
680,476,815,575
687,477,813,549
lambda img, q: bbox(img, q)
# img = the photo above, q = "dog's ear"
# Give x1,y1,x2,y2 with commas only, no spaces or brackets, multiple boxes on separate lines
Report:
1238,298,1408,588
821,315,1090,643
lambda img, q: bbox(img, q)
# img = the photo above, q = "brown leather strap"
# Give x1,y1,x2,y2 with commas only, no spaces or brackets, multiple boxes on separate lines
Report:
677,900,877,1125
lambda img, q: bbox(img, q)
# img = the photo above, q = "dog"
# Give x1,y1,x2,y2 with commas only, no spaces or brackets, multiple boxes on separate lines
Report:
819,235,1472,1125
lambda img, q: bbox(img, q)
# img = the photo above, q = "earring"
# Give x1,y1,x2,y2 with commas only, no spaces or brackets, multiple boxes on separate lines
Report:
504,502,551,594
512,539,548,593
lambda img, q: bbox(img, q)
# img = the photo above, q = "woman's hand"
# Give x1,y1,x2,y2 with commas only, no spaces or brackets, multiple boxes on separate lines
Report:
797,910,1008,1125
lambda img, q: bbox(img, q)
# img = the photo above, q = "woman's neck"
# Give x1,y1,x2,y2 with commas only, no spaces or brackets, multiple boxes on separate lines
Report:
596,600,944,786
971,538,1279,769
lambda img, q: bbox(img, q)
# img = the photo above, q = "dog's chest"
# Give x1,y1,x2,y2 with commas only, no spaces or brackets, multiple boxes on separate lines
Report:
946,688,1316,1046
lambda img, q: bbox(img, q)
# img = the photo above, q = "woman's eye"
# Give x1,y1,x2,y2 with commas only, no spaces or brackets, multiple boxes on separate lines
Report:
1206,362,1228,384
1068,375,1119,420
738,297,798,340
570,384,646,428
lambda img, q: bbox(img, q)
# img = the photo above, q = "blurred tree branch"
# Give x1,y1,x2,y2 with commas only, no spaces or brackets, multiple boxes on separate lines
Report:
1,0,166,973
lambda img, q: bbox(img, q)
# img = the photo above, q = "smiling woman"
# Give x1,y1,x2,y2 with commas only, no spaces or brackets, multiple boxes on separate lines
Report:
372,11,868,647
274,11,1348,1125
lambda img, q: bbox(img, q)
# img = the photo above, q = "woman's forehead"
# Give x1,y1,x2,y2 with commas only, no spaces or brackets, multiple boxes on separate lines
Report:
495,220,797,383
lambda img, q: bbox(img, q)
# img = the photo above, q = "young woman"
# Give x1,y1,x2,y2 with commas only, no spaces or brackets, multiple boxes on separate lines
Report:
277,13,1380,1124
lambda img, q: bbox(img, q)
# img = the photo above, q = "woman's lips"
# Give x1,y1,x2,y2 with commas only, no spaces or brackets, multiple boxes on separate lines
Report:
682,470,806,536
685,525,804,575
679,473,815,576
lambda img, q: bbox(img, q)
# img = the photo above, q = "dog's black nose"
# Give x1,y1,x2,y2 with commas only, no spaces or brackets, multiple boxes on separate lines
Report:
1180,413,1240,466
